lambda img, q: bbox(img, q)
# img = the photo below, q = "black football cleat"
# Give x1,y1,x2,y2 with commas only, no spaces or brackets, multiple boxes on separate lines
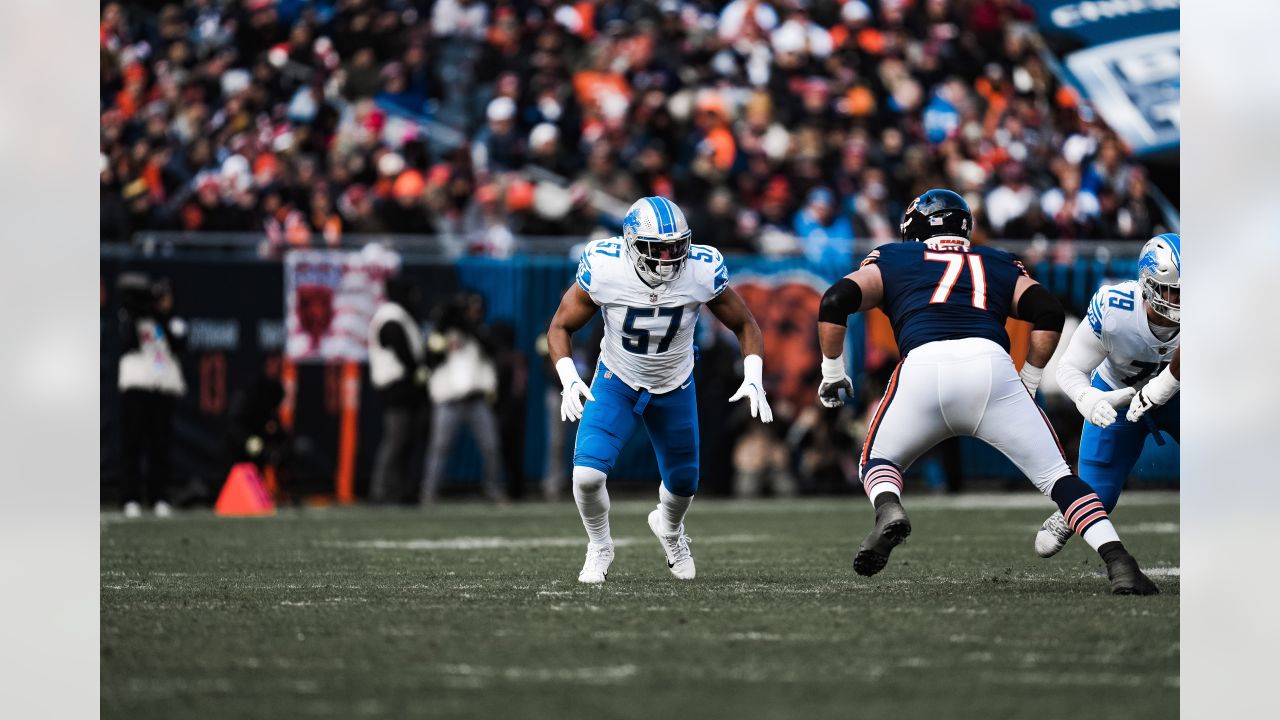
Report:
1105,552,1160,595
853,498,912,577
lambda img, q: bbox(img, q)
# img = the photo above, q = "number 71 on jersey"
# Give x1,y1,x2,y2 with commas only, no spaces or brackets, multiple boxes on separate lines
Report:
925,252,987,309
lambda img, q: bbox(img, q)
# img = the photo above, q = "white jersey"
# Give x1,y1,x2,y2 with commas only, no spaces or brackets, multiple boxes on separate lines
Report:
1084,280,1180,391
576,238,728,393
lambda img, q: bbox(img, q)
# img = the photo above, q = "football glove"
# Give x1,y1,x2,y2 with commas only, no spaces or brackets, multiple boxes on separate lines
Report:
555,357,594,422
728,354,773,423
1126,367,1179,423
1073,386,1136,428
817,354,854,408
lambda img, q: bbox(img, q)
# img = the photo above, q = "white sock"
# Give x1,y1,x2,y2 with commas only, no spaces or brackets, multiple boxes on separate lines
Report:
867,483,901,505
572,466,611,545
1080,519,1121,551
657,484,693,534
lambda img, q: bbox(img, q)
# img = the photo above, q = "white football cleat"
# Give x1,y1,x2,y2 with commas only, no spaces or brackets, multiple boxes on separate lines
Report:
578,542,614,584
123,501,143,519
1035,511,1074,558
647,510,695,580
153,501,173,518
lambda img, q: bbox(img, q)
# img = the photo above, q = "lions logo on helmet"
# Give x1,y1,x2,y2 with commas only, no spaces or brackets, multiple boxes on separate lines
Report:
623,196,692,285
1137,233,1180,323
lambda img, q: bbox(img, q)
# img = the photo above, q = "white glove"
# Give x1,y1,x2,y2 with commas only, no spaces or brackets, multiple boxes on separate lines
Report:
1127,367,1179,423
817,354,854,408
1020,364,1044,397
729,354,773,423
555,357,595,422
1073,386,1136,428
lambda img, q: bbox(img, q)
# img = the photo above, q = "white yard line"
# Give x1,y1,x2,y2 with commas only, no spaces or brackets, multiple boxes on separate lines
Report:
979,670,1177,688
100,491,1178,525
433,663,637,686
335,533,769,552
1128,522,1180,534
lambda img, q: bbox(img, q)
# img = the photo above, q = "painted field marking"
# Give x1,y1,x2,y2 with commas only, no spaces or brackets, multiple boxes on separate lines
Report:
434,663,637,685
336,534,769,552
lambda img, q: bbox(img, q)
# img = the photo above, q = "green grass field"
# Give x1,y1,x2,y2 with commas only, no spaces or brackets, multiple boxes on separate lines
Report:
101,493,1178,720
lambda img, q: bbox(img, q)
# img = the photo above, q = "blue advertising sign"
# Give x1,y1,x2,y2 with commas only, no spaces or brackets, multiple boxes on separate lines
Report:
1028,0,1180,156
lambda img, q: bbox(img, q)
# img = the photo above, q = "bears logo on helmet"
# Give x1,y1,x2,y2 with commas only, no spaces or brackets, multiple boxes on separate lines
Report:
900,189,973,245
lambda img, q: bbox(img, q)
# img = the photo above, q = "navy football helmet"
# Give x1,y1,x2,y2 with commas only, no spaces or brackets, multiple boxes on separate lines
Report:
900,189,973,245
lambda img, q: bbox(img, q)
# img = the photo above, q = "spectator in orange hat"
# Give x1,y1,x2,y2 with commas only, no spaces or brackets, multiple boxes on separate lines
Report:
376,170,432,234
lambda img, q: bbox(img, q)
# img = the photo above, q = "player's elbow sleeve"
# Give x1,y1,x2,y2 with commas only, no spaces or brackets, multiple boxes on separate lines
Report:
1016,283,1065,333
819,278,863,326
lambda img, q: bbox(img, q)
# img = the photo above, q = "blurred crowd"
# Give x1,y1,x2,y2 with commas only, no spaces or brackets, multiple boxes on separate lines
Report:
100,0,1172,267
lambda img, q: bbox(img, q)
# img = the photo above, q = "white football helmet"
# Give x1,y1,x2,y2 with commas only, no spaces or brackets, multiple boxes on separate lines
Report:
622,196,692,285
1137,233,1180,323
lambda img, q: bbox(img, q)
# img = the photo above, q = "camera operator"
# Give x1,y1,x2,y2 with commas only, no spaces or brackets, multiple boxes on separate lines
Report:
368,276,428,504
420,292,508,504
116,274,187,517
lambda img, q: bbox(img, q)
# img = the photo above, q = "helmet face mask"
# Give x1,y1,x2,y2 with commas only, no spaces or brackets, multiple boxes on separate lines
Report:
1137,233,1181,324
623,197,693,285
1141,278,1180,323
629,235,691,283
900,188,973,246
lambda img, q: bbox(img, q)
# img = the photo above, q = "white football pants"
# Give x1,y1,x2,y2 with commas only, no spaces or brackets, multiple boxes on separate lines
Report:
861,337,1071,494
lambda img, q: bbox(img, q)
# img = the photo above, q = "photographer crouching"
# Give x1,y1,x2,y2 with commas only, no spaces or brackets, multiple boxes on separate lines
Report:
116,274,187,517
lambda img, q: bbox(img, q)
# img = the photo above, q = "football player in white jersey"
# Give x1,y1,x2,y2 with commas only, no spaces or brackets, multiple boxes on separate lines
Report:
546,196,774,583
1035,233,1181,557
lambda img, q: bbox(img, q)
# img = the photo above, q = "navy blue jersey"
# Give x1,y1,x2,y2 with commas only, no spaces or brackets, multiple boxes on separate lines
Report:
863,242,1028,356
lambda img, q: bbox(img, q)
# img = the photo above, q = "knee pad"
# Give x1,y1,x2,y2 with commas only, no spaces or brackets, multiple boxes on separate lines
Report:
662,465,699,497
572,466,607,494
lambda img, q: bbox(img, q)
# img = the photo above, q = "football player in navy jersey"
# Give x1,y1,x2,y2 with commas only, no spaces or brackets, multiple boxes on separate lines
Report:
814,189,1158,595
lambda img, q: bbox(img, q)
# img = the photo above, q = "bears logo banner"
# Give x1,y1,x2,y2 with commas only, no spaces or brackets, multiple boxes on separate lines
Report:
284,248,400,362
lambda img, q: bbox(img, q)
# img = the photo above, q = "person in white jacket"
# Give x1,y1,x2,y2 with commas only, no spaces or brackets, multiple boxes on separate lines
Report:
117,275,188,518
419,292,507,504
368,276,427,504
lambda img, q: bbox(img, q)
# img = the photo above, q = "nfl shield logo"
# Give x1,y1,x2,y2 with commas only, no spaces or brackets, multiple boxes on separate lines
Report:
649,292,658,303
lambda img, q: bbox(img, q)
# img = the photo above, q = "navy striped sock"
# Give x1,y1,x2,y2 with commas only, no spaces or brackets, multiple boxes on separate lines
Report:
1050,475,1110,536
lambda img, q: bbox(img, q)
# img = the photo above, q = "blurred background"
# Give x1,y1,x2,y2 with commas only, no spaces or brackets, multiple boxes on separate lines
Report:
99,0,1179,510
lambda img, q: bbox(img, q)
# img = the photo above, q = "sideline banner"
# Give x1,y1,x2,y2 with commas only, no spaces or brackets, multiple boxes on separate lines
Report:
284,248,399,362
1029,0,1179,156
